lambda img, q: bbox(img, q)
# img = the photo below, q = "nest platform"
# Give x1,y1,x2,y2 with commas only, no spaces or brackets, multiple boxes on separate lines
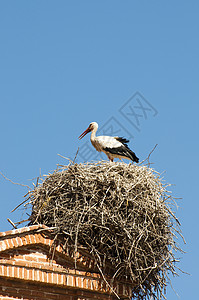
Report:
26,161,182,300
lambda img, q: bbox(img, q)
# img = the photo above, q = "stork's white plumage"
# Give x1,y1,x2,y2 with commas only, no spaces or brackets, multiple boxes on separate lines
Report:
79,122,139,162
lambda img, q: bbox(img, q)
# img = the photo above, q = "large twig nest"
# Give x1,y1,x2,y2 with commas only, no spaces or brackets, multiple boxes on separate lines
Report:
27,161,183,300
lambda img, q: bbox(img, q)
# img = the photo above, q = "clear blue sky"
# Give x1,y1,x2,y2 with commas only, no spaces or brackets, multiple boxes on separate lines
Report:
0,1,198,299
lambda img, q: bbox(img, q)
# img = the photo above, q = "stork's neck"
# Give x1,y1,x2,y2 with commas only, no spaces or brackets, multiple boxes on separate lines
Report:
90,127,97,141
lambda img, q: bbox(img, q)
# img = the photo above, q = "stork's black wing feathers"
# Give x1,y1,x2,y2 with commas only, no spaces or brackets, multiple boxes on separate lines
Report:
104,141,139,163
115,137,129,145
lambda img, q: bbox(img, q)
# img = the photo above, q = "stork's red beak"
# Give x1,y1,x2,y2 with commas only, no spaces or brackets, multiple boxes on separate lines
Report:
78,127,91,140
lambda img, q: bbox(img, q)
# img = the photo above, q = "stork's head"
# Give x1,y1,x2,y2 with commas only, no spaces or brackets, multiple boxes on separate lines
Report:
78,122,98,139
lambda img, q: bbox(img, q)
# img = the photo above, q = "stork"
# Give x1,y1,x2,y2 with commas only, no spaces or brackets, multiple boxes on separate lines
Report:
78,122,139,163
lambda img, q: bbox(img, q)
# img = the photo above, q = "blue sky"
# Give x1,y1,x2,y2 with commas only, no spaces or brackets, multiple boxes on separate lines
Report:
0,1,198,299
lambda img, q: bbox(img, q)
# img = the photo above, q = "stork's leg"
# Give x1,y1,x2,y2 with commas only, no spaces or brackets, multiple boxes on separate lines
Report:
107,154,114,162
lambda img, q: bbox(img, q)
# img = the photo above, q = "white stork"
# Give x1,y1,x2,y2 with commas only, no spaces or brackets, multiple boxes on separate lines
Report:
78,122,139,162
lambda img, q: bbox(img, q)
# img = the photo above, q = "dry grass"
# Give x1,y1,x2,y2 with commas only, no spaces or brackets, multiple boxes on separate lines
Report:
24,160,183,300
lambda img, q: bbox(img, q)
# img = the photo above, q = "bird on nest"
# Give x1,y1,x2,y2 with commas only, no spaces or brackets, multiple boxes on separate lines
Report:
79,121,139,163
